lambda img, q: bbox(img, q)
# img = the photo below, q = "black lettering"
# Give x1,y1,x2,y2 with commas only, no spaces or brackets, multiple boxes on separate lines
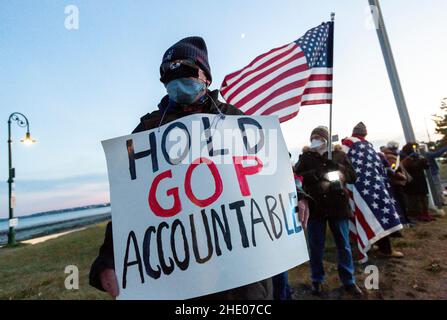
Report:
229,200,249,248
122,231,145,289
237,117,265,154
161,122,191,165
157,222,175,275
250,198,273,247
211,205,232,256
265,195,283,239
189,211,213,264
202,117,229,156
171,219,190,271
127,132,158,180
143,226,161,279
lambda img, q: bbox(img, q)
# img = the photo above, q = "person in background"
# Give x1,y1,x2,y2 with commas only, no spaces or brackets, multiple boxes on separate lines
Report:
342,123,404,260
272,153,311,300
334,144,343,152
401,143,436,222
295,126,363,297
382,141,414,226
89,36,273,300
420,144,447,216
272,153,294,300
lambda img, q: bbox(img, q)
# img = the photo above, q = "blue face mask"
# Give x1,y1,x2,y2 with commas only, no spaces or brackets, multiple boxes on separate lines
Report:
165,78,206,105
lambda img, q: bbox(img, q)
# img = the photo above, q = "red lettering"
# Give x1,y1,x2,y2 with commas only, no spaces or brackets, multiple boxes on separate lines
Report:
184,157,223,207
233,156,263,197
148,170,182,218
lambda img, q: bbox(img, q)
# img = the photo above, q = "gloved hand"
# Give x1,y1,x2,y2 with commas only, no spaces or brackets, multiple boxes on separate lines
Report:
324,159,340,171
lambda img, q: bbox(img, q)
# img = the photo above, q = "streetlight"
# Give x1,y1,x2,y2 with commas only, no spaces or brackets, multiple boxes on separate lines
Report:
7,112,36,246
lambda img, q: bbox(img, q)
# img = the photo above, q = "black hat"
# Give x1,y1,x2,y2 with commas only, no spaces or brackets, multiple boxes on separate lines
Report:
160,36,212,84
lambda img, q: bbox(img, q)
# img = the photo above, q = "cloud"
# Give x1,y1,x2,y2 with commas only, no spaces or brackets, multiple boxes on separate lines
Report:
0,173,110,217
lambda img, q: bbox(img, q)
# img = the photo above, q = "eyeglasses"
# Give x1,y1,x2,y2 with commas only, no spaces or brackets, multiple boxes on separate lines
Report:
160,59,201,84
160,59,199,74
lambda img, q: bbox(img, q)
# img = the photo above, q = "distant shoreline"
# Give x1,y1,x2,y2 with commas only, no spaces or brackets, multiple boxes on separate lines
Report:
0,212,111,245
0,203,110,222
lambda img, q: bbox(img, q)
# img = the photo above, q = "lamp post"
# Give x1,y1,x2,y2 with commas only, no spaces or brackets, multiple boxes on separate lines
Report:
7,112,36,246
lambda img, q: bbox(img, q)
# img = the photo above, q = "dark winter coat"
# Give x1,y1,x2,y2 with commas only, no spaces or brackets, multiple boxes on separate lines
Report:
401,155,430,195
382,148,412,187
294,150,356,220
89,90,273,300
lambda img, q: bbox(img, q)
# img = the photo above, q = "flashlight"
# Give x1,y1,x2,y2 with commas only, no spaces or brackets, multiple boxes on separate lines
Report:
326,171,341,182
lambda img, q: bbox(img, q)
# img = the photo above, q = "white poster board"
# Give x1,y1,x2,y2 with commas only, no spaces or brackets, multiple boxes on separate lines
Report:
102,113,309,300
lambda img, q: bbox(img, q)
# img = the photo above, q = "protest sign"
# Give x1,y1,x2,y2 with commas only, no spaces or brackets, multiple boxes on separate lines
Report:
102,113,309,300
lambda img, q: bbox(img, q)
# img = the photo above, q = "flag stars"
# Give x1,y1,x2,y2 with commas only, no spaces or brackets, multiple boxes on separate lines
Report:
298,22,332,68
382,217,390,225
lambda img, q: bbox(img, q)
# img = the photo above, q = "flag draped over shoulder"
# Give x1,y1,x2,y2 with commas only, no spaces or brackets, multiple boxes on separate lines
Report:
342,136,403,263
220,21,334,123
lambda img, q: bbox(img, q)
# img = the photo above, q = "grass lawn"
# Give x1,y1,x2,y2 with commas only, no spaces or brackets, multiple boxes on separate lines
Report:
289,213,447,299
0,222,110,300
1,215,446,300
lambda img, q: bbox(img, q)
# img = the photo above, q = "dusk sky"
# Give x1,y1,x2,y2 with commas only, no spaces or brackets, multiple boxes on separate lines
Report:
1,0,446,217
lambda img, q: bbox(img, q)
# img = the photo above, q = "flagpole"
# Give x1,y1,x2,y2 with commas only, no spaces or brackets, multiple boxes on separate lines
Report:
328,12,335,160
367,0,416,142
368,0,442,210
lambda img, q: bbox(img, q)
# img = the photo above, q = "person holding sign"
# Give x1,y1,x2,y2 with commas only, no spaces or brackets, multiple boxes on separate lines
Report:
89,36,279,299
295,126,363,297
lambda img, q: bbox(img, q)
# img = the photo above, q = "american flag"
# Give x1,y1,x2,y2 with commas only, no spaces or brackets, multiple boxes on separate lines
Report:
342,136,403,263
220,21,334,123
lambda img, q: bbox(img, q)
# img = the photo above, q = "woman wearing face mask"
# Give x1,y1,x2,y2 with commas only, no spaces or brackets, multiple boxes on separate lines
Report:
294,126,362,298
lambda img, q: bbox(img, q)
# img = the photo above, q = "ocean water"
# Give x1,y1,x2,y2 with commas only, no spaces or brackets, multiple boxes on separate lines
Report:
0,206,111,244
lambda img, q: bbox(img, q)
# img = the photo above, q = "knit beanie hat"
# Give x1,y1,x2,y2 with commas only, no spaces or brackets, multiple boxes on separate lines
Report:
387,141,400,150
352,122,367,137
310,126,329,142
160,36,212,84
